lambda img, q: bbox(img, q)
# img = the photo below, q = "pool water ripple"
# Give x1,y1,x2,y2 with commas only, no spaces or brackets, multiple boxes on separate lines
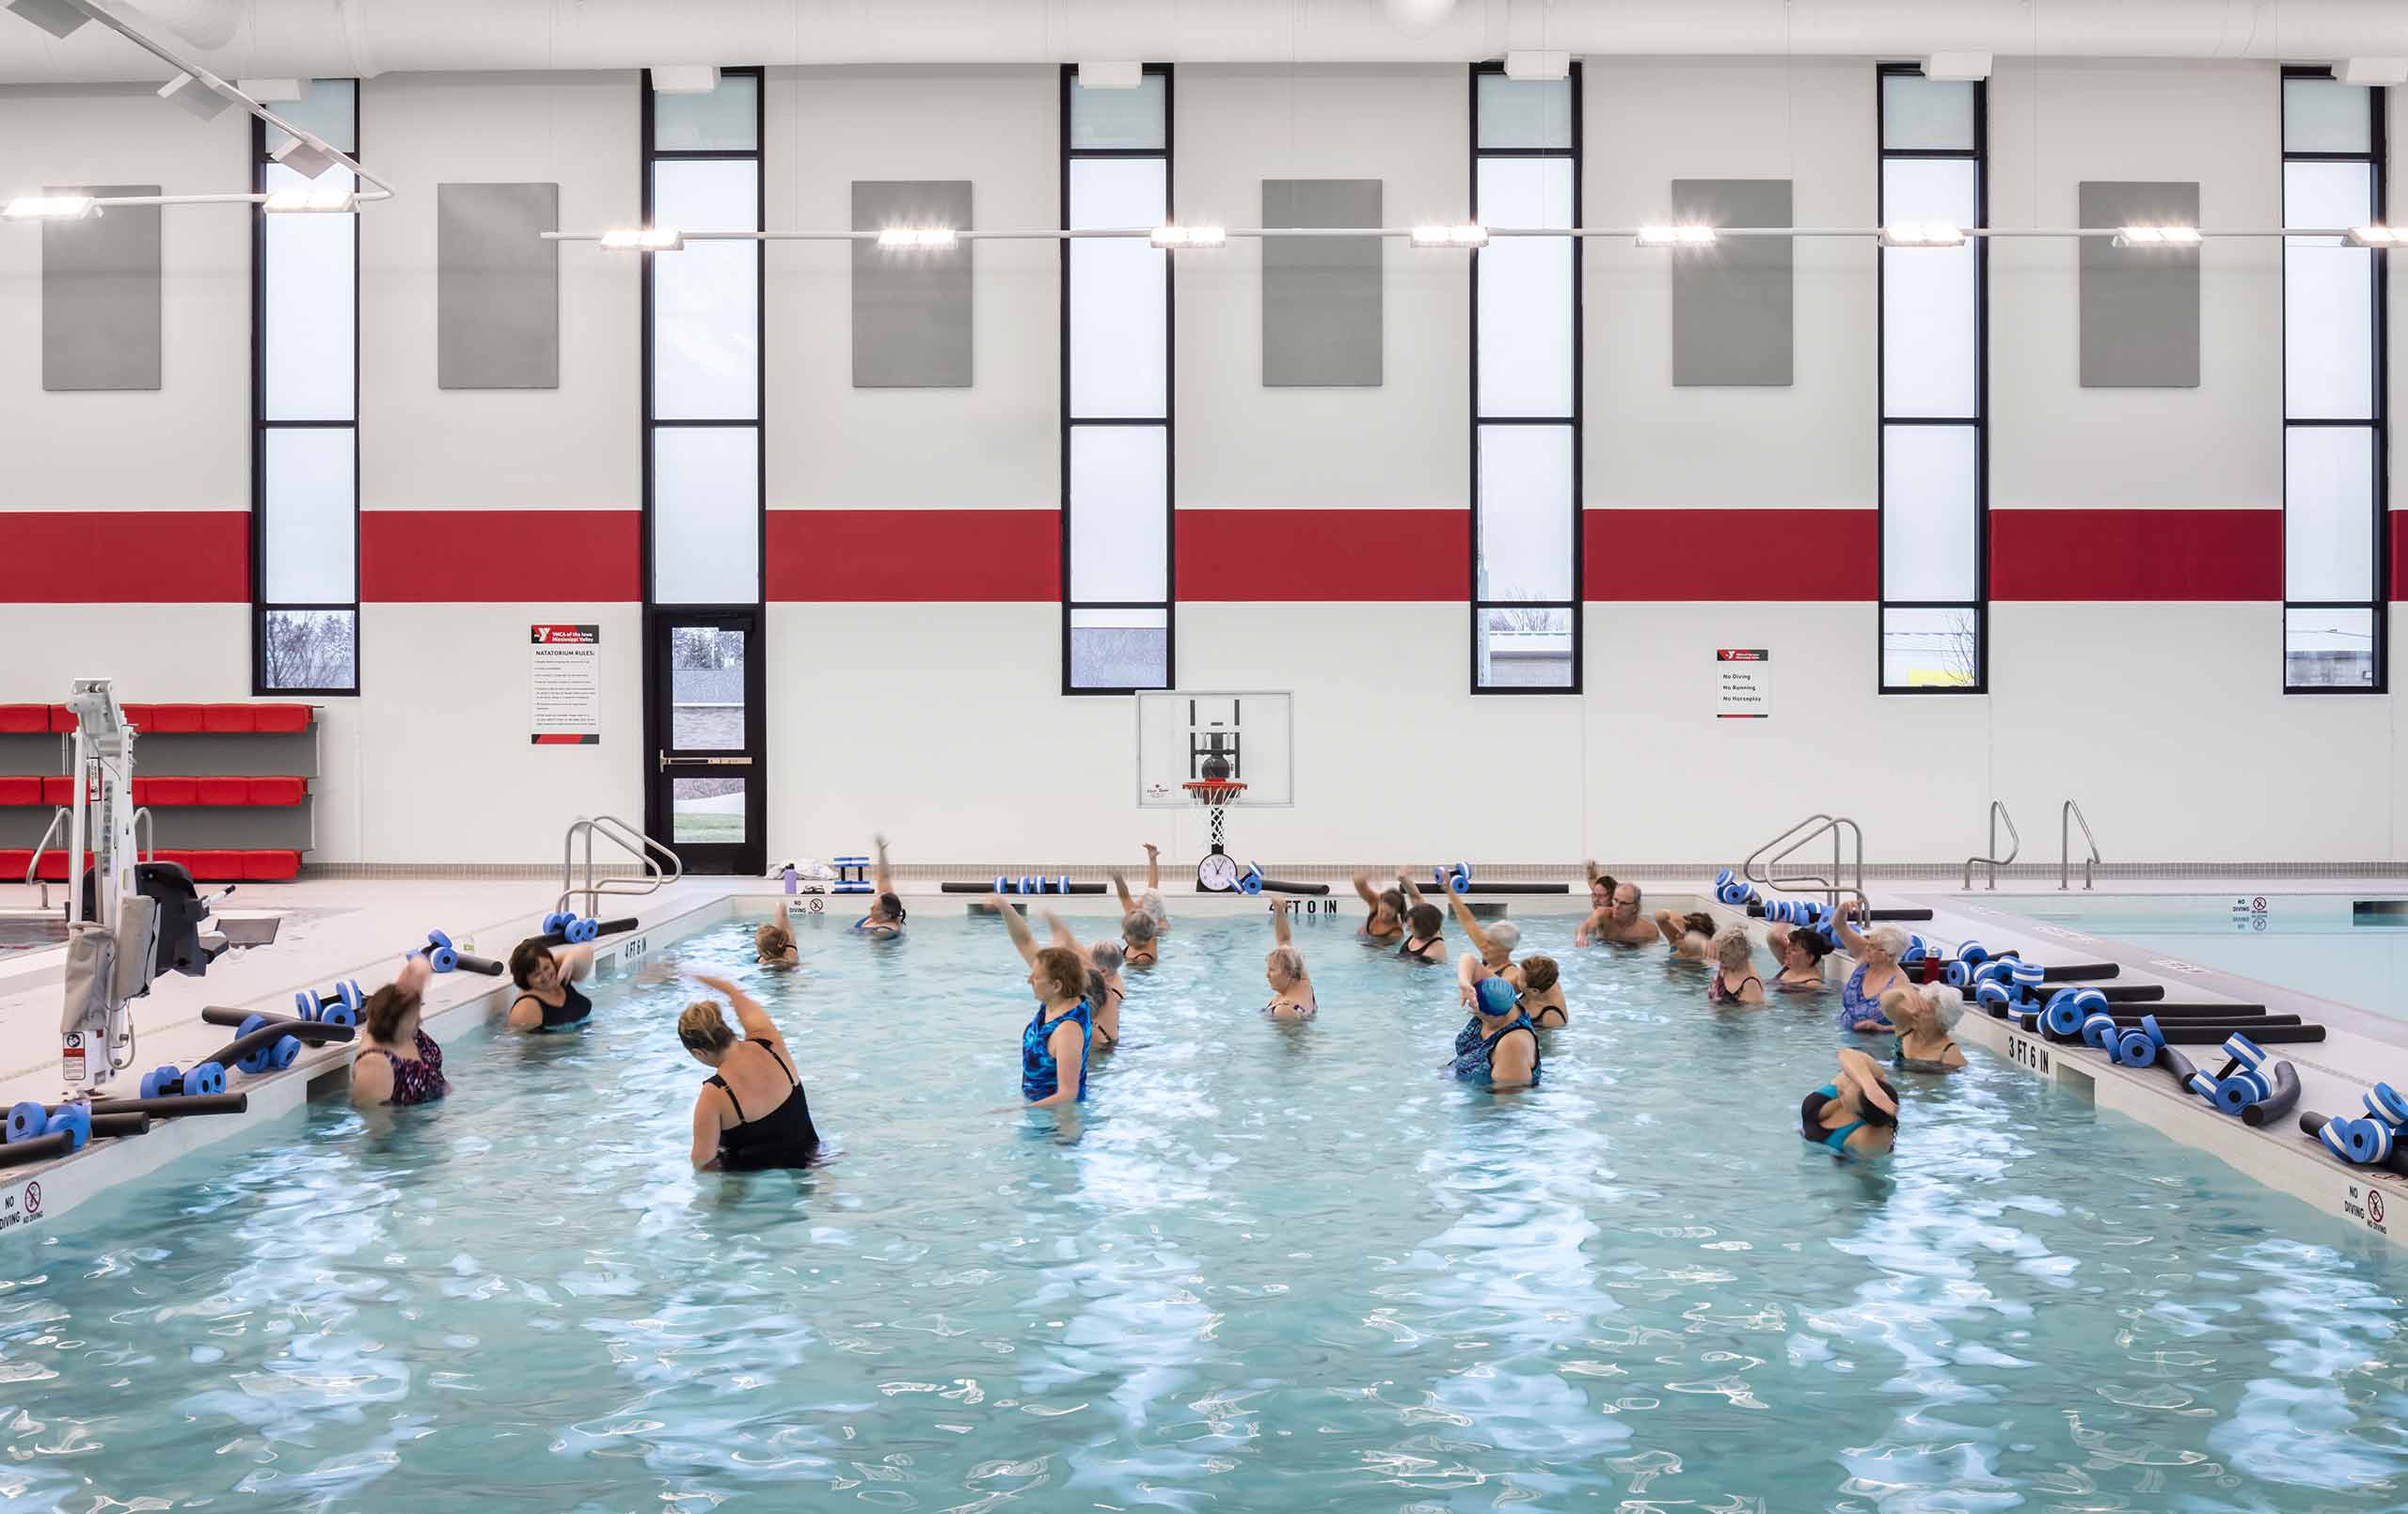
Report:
0,908,2403,1510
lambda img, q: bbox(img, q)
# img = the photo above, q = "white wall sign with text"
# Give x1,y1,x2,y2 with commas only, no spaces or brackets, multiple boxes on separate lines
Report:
531,624,601,745
1716,648,1770,718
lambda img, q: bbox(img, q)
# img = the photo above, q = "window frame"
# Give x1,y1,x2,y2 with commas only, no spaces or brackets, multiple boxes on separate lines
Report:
250,80,363,697
1876,62,1989,696
2281,64,2389,695
1058,63,1176,696
1468,59,1585,696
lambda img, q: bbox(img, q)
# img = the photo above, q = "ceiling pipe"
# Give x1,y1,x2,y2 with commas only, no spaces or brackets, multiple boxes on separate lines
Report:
2,0,2406,83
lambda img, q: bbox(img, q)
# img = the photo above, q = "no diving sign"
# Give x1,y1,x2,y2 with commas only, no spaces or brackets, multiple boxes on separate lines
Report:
1716,649,1770,719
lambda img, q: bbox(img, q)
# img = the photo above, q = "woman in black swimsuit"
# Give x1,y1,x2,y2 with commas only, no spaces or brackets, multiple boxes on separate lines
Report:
1352,871,1406,942
506,937,596,1032
1395,901,1448,964
681,970,819,1171
1518,954,1568,1026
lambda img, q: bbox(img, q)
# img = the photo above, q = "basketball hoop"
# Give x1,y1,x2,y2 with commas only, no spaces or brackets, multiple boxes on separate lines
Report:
1182,779,1246,890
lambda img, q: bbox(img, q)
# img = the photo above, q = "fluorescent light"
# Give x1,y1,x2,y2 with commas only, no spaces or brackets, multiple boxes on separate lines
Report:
1923,50,1992,82
264,186,358,213
2114,225,2200,247
3,195,98,221
160,71,234,122
269,136,340,180
6,0,90,41
1637,225,1716,246
1879,223,1966,247
1149,224,1225,248
2346,225,2402,247
599,226,682,251
877,227,957,249
651,65,721,95
1409,223,1487,247
1503,49,1570,82
1078,61,1144,90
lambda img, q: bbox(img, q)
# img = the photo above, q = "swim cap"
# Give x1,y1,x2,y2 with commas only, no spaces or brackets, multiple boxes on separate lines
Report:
1475,976,1517,1017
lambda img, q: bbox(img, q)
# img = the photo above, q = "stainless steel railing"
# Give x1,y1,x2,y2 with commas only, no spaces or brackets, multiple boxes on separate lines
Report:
25,807,69,910
1963,800,2020,891
1743,812,1867,913
558,814,684,917
2061,799,2100,891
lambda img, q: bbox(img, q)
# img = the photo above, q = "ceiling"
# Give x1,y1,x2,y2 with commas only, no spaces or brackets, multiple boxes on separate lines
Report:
2,0,2405,85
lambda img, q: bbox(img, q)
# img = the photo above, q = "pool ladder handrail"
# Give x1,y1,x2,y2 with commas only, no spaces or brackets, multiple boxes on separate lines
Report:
559,814,684,917
1963,800,2020,891
2061,799,2100,891
1742,812,1868,913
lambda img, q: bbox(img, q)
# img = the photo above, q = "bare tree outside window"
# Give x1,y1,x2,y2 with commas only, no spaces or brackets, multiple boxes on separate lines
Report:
261,610,356,691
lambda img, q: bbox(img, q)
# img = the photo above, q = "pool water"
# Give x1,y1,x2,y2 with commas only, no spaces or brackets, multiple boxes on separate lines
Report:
5,907,2407,1511
1996,894,2408,1019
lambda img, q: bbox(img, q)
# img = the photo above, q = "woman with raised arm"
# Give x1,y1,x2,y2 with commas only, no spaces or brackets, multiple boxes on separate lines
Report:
1137,842,1172,935
1888,985,1968,1073
990,896,1122,1049
1352,870,1406,943
1262,899,1318,1020
985,902,1092,1109
1448,976,1542,1089
351,955,449,1108
1110,870,1161,967
505,936,596,1032
1651,908,1717,963
1443,871,1525,1004
852,834,906,938
1800,1048,1900,1159
1393,872,1449,964
1828,906,1910,1034
1585,860,1616,916
755,899,800,966
1765,924,1832,993
680,970,820,1171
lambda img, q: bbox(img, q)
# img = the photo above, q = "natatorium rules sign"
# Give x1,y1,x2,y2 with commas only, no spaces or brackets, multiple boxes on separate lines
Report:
531,624,601,745
1716,648,1770,718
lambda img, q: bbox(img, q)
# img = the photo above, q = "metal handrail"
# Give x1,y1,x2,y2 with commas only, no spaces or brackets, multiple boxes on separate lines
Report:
134,806,154,864
1743,812,1867,912
1963,800,2020,891
558,814,684,916
25,807,69,909
2061,799,2100,891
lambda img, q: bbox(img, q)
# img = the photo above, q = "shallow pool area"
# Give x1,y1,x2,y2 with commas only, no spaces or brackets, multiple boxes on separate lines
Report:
4,904,2407,1511
1993,893,2408,1020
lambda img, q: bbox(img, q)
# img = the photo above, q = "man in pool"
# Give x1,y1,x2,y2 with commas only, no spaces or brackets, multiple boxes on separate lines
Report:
1574,880,1659,947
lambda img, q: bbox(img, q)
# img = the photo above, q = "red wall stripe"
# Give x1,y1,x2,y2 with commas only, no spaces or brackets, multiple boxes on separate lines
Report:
768,508,1057,601
1991,508,2279,601
361,510,641,602
1177,508,1467,601
1584,508,1877,600
0,512,248,602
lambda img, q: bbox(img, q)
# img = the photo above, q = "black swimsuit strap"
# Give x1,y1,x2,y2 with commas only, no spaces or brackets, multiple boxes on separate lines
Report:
750,1037,799,1089
706,1072,746,1123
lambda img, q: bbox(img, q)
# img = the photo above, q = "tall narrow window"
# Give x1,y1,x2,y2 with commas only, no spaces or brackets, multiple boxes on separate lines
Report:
1061,66,1172,693
1470,63,1580,692
1877,65,1987,693
644,68,764,608
2283,68,2387,691
253,79,360,694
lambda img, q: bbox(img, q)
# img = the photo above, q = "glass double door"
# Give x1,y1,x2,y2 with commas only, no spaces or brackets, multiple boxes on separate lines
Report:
646,610,764,875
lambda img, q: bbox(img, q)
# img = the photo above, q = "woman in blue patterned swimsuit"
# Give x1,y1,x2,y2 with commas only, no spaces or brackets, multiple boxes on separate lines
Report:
1829,912,1910,1034
1011,943,1092,1109
1447,977,1541,1089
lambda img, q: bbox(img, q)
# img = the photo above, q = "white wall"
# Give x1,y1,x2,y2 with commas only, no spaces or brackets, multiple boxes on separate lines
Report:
7,60,2408,872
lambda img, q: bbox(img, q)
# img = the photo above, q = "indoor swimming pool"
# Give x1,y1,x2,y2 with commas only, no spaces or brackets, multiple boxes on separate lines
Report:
1997,893,2408,1021
2,907,2404,1510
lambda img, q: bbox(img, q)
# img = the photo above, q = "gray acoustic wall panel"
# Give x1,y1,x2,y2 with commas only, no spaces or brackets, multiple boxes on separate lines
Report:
1261,178,1384,387
1671,178,1793,387
437,182,561,389
852,180,973,388
2079,180,2201,388
43,184,160,391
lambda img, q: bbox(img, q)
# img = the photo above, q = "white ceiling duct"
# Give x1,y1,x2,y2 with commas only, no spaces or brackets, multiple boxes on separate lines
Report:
127,0,239,51
2,0,2406,84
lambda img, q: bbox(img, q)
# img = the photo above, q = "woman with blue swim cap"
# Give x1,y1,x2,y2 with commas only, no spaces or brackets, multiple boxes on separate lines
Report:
1447,976,1540,1088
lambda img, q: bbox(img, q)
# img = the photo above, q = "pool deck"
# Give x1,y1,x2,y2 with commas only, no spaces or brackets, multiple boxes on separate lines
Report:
3,872,2408,1249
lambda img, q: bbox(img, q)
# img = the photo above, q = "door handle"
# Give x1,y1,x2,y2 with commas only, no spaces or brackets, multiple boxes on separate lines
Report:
659,752,755,772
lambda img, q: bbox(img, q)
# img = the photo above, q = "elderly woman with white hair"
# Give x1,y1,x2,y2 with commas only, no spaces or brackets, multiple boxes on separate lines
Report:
1885,984,1968,1072
1705,926,1766,1006
1444,876,1526,1005
1830,908,1912,1034
1261,899,1317,1019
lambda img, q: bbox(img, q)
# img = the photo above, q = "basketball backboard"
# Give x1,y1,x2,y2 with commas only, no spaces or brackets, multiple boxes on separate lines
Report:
1136,691,1293,807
